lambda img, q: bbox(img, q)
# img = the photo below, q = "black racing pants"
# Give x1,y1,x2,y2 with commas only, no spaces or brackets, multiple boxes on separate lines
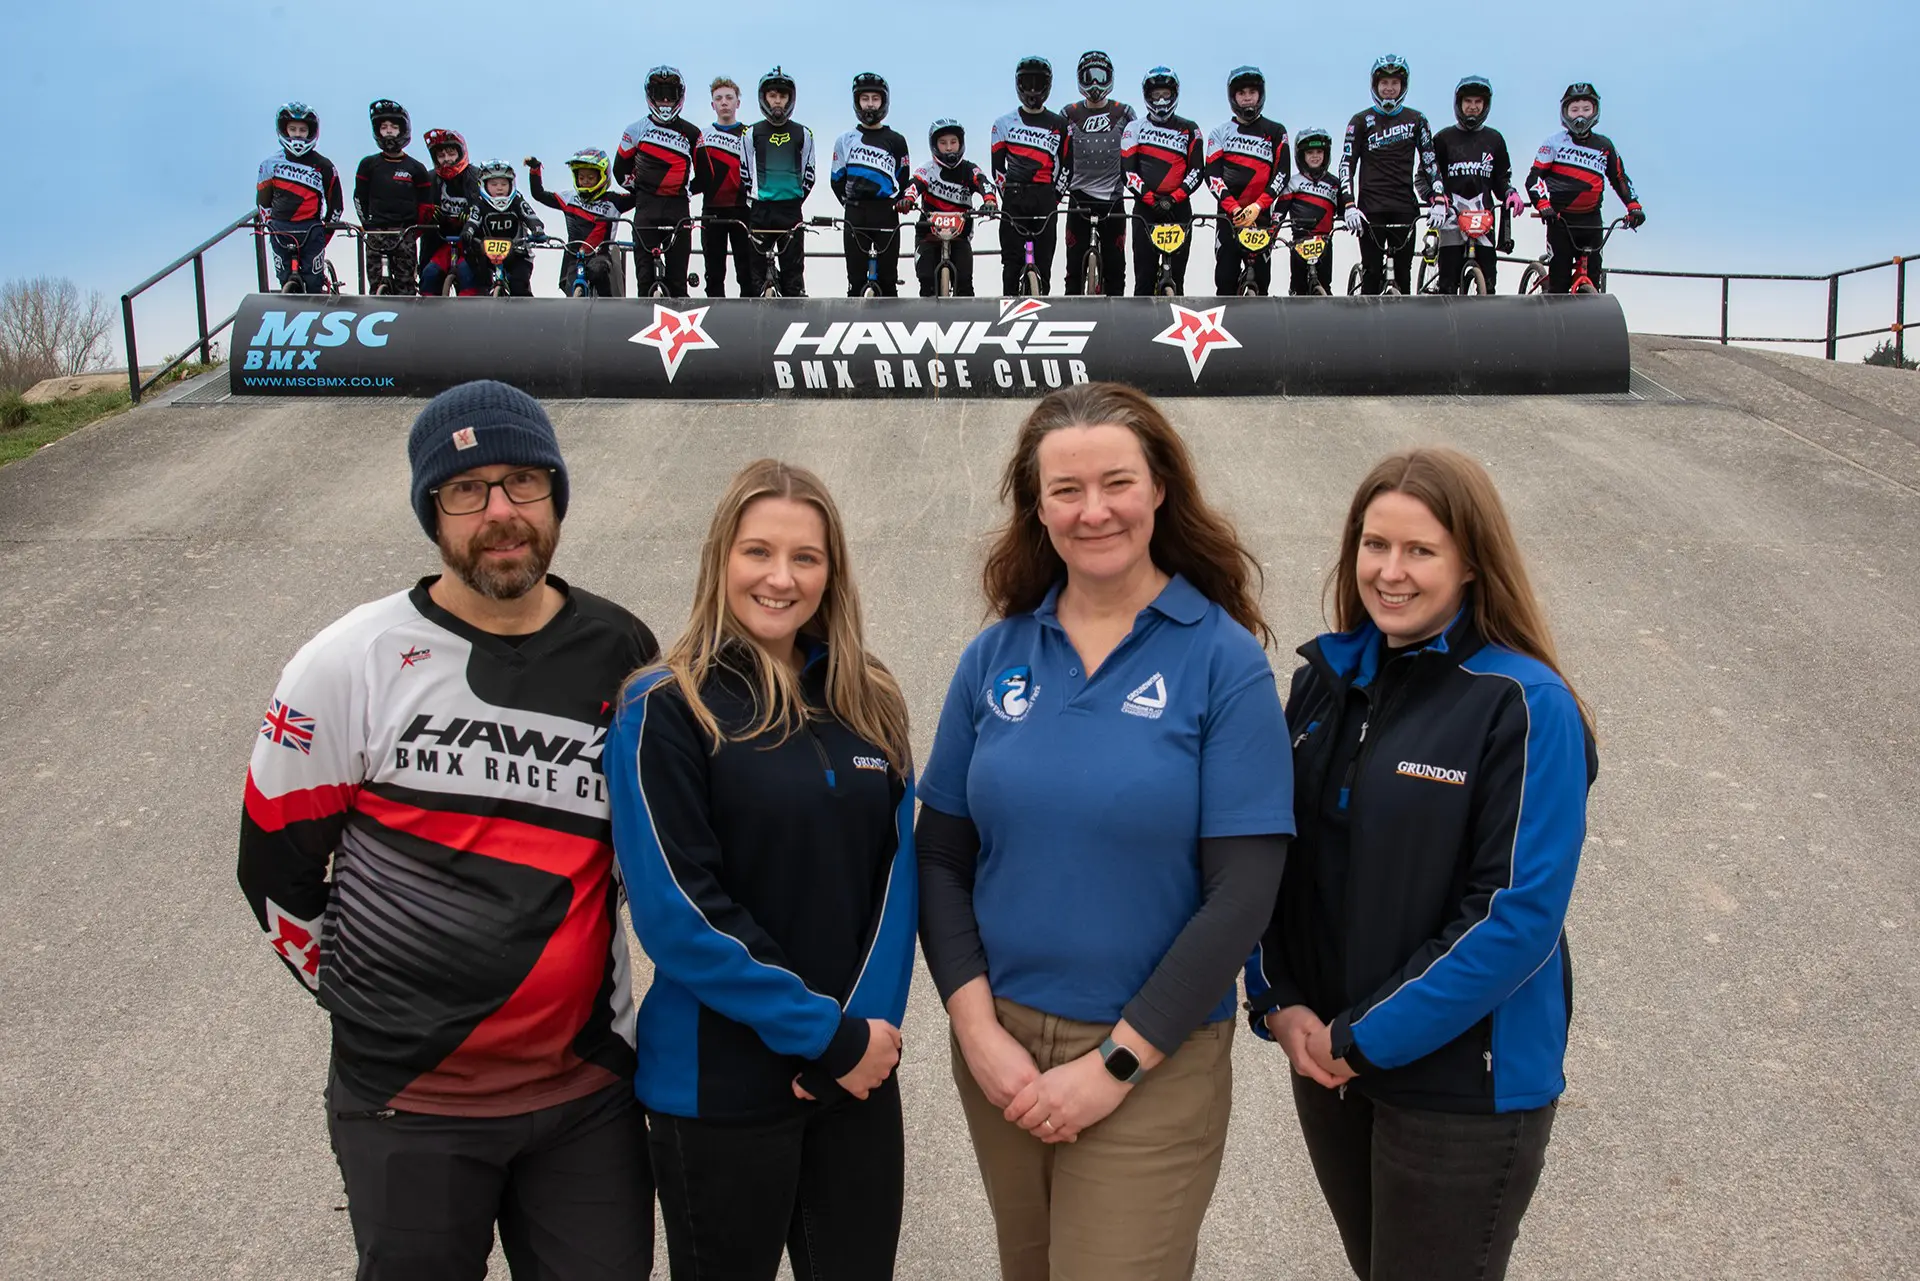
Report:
1546,213,1607,293
327,1078,654,1281
1436,242,1499,293
1214,210,1276,295
1064,196,1126,296
362,227,419,295
1358,220,1419,295
916,224,976,296
703,204,752,297
748,199,808,296
1291,1075,1555,1281
647,1076,904,1281
999,192,1061,295
632,193,692,298
843,200,903,296
1131,207,1195,295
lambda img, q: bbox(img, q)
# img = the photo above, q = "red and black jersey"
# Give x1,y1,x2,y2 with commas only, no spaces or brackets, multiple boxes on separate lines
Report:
911,158,997,235
615,116,704,199
1527,129,1639,217
1275,168,1341,238
1206,117,1289,216
990,108,1072,197
1122,115,1204,207
257,149,342,224
528,166,636,251
696,122,749,209
353,152,434,230
237,577,658,1117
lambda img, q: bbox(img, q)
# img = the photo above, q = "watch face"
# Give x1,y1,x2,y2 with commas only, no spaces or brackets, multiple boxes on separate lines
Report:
1104,1046,1141,1082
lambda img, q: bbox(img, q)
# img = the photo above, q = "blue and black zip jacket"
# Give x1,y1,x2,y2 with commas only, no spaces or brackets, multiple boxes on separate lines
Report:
1244,607,1597,1113
608,641,916,1122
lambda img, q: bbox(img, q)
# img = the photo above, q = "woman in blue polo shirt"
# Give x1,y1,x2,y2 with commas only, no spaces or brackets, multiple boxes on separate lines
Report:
916,381,1294,1281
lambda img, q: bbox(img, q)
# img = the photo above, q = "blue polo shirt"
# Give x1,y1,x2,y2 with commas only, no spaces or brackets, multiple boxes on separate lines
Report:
920,574,1294,1027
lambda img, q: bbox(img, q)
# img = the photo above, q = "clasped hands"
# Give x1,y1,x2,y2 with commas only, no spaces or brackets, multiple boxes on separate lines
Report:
1265,1004,1357,1089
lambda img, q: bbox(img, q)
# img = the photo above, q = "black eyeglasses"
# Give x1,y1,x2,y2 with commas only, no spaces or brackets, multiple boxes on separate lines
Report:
432,468,555,516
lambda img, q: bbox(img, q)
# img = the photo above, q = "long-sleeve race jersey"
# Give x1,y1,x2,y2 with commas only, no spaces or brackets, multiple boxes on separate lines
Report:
1341,106,1442,220
354,152,434,230
1063,100,1136,202
1122,114,1204,208
911,158,997,232
1205,117,1289,216
1527,129,1639,218
237,577,658,1117
743,119,817,204
462,193,545,254
991,107,1072,200
528,166,636,251
831,125,911,203
1275,168,1341,238
257,149,343,224
615,115,705,199
430,167,483,236
608,645,917,1123
1431,126,1513,210
696,122,749,208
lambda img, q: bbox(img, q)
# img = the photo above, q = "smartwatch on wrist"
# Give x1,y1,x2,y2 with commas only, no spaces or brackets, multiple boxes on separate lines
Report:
1099,1037,1146,1085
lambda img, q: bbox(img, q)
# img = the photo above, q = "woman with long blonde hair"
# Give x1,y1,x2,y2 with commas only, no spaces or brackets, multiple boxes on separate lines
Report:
606,459,916,1280
1246,445,1598,1281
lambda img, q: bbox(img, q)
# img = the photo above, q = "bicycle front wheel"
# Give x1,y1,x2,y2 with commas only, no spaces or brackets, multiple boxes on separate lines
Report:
1347,264,1363,296
1416,256,1435,294
1022,268,1042,297
1084,252,1102,296
1518,263,1547,296
936,262,954,298
1459,264,1488,296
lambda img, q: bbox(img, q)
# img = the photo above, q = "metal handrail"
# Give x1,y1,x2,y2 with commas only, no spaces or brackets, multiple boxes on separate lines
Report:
120,210,270,403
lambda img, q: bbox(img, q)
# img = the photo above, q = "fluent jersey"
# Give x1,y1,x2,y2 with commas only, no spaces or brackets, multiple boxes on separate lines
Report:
257,150,343,223
990,108,1072,196
1276,168,1341,237
696,122,748,208
831,126,910,202
1341,106,1442,219
744,120,816,203
237,577,658,1117
919,575,1295,1028
528,167,635,251
353,152,434,229
1122,115,1205,205
1063,100,1136,201
1205,117,1289,215
1527,129,1639,217
616,116,704,199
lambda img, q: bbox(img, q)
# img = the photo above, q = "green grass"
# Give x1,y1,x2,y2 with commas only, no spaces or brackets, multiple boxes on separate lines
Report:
0,363,222,467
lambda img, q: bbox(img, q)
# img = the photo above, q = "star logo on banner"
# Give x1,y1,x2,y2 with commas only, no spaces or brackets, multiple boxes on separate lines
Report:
629,305,718,382
998,297,1050,323
1152,303,1243,382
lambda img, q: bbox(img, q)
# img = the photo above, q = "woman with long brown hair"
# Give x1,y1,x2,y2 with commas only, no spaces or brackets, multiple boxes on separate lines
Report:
607,458,917,1280
916,382,1295,1280
1245,446,1598,1281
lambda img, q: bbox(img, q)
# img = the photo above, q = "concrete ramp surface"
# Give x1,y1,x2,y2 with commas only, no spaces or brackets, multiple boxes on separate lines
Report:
2,337,1916,1278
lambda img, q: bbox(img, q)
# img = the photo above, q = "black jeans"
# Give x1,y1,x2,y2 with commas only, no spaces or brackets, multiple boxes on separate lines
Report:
1291,1074,1555,1281
327,1078,655,1281
647,1076,904,1280
1064,196,1126,295
702,205,752,297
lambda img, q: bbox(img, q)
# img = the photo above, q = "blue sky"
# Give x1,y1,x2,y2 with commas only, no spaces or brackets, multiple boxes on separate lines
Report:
6,0,1915,361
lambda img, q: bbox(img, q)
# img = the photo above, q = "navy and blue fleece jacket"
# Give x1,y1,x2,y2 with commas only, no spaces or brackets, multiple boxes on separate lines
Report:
608,643,916,1122
1246,608,1597,1113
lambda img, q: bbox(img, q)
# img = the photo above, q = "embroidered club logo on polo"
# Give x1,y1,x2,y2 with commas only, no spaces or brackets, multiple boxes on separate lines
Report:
989,666,1039,722
1122,672,1168,720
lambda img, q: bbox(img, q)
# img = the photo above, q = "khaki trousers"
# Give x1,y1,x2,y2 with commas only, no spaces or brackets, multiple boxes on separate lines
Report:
951,997,1234,1281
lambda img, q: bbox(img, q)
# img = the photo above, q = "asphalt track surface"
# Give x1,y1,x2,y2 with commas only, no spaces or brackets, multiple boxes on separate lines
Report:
3,336,1917,1279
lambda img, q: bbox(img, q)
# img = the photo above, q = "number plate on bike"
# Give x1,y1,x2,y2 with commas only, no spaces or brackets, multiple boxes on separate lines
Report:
1296,237,1327,264
1150,224,1187,254
929,212,968,240
483,238,513,262
1458,210,1496,237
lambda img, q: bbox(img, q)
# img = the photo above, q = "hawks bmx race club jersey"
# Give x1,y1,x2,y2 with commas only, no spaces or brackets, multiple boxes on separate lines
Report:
237,579,656,1117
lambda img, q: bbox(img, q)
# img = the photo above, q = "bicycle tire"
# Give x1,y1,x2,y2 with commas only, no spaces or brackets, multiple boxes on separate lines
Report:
441,271,461,298
1460,264,1489,296
936,262,954,298
281,278,303,294
1518,263,1547,296
1347,264,1364,296
1416,256,1435,295
1574,280,1597,294
1084,252,1102,297
1022,268,1042,297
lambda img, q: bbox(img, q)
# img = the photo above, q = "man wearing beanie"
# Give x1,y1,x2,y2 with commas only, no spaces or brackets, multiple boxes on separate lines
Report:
238,380,659,1278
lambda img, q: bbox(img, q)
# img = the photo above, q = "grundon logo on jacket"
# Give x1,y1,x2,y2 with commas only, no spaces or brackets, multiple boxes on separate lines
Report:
989,666,1039,722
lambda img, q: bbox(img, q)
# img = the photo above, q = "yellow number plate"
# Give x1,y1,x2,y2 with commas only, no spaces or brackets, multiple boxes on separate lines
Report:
483,238,514,261
1237,227,1272,253
1150,224,1187,254
1296,237,1327,264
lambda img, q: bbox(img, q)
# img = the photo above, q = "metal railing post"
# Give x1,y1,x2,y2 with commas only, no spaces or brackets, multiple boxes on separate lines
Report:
122,294,141,405
1826,274,1840,360
254,213,270,292
193,253,211,365
1896,257,1907,368
1721,277,1730,345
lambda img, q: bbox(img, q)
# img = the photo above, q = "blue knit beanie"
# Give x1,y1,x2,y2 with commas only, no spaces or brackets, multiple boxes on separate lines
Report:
407,380,569,539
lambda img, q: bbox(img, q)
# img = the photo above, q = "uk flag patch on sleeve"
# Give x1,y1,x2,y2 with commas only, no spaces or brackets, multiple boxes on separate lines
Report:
260,699,316,754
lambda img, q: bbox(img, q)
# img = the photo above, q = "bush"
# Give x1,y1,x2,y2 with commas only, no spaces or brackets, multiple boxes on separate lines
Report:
1862,338,1917,371
0,391,27,429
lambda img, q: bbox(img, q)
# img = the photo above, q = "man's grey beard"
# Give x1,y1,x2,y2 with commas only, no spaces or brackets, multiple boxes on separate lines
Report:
440,515,556,600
